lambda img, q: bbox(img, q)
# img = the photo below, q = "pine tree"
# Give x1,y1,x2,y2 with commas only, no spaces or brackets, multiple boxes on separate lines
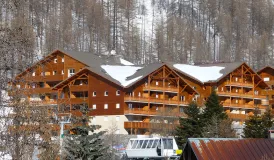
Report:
175,102,203,147
243,108,265,138
63,104,107,160
244,107,274,138
202,91,227,122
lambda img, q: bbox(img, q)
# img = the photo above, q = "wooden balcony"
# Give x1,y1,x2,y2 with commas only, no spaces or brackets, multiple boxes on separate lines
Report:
25,75,63,82
217,91,266,99
261,89,274,95
29,100,57,106
70,85,89,92
124,108,185,117
124,96,189,106
225,81,253,88
143,85,178,93
57,98,88,104
222,103,266,109
24,87,57,94
124,121,178,130
227,113,248,120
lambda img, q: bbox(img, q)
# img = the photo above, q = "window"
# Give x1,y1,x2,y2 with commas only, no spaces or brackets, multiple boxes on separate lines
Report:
16,85,20,89
116,90,120,96
62,58,64,62
32,72,35,76
68,69,75,77
156,93,158,98
116,116,120,121
146,140,154,149
142,140,149,149
264,77,270,81
138,92,141,97
235,77,238,82
179,107,184,113
61,70,64,75
163,138,173,149
54,58,57,63
156,81,159,86
128,103,133,109
236,99,239,104
104,104,108,109
116,103,120,109
93,91,96,97
104,116,108,121
53,71,57,75
180,96,185,101
104,91,108,96
92,104,96,110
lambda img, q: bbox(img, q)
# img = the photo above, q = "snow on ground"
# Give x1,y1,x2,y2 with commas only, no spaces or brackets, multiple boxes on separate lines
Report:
120,58,134,65
173,64,225,83
0,152,12,160
101,65,143,87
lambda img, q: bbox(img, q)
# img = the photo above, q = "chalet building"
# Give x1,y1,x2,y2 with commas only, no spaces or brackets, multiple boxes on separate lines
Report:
257,66,274,114
12,50,270,135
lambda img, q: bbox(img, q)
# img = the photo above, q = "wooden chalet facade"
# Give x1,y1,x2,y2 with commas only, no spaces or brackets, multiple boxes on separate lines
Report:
12,50,270,135
257,66,274,114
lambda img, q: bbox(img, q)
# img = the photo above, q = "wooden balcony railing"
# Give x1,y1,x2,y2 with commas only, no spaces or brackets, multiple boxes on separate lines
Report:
124,121,179,130
124,108,185,117
124,96,189,106
143,85,178,93
29,100,57,106
24,87,57,94
222,103,266,109
217,91,266,99
70,85,89,92
227,113,249,120
57,98,88,104
25,75,63,82
225,81,253,88
261,89,274,95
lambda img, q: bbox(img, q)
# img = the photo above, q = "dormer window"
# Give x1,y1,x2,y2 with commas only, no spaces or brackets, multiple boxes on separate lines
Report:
104,91,108,96
54,58,57,63
116,90,120,96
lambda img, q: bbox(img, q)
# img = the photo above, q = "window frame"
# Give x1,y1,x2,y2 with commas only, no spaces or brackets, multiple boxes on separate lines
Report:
92,104,96,110
116,90,120,96
104,104,108,109
93,91,96,97
116,103,120,109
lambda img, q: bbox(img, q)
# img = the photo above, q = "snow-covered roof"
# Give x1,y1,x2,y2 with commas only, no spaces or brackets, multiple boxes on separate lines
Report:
173,64,225,83
120,58,134,65
101,65,143,87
